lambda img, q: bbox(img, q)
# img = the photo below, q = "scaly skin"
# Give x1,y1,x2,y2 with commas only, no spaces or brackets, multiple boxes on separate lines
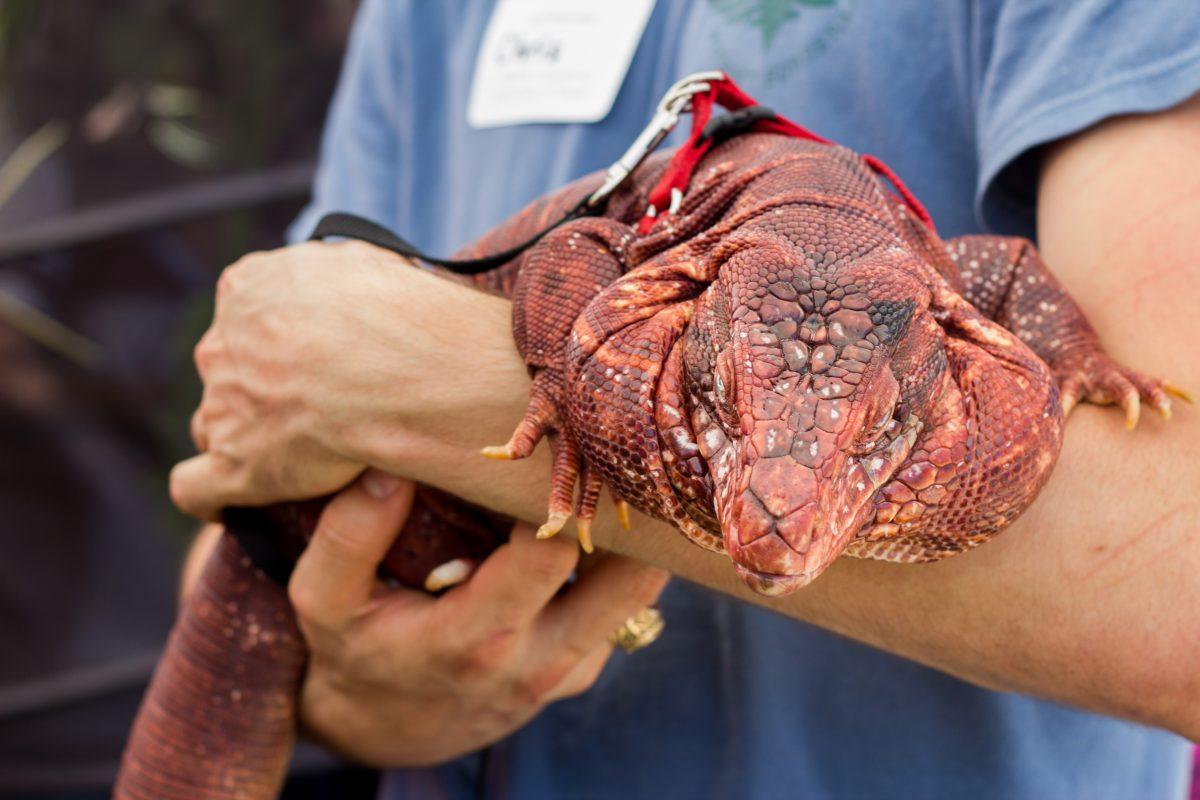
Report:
481,133,1184,594
117,131,1186,799
115,488,508,800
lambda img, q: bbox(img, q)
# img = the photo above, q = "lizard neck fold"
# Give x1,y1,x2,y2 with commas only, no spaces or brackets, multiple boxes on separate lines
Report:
653,328,724,552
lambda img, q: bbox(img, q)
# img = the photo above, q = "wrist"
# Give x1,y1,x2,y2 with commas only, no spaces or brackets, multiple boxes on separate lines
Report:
341,267,530,476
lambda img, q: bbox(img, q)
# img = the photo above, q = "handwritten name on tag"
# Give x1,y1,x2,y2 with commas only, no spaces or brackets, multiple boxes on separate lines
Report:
468,0,657,128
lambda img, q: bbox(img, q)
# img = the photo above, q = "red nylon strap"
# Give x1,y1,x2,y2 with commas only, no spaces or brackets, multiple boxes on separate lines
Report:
861,154,935,230
637,76,934,234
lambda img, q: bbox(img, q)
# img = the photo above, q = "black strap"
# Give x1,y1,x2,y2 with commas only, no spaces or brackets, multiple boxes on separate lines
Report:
223,506,297,585
309,196,596,274
228,107,773,585
236,108,767,585
307,107,766,271
701,104,777,145
230,196,599,584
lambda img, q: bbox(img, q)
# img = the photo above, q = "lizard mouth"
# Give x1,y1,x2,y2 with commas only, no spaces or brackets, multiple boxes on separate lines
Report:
732,565,813,596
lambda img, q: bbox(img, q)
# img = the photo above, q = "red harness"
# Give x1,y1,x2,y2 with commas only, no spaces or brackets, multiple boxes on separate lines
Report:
309,73,936,278
636,75,934,236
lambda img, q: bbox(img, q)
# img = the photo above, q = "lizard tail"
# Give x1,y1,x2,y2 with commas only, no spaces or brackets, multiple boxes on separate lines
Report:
114,532,306,800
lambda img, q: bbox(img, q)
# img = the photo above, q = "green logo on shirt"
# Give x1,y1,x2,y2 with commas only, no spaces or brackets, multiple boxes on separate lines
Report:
704,0,849,87
708,0,836,47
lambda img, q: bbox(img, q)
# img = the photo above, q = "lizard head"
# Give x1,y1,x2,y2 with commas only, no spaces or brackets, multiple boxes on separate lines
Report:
683,242,939,595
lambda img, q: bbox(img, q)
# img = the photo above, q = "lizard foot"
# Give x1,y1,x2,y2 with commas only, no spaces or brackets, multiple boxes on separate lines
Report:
481,370,562,460
483,368,608,553
537,430,633,552
538,430,581,542
573,462,603,554
573,493,634,554
1056,350,1192,428
481,368,605,553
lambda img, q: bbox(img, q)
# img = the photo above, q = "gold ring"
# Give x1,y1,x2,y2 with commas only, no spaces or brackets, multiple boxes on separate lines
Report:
609,607,664,654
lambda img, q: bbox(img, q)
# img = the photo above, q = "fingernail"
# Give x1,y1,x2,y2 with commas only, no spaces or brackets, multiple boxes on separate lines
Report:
424,559,474,592
362,470,402,499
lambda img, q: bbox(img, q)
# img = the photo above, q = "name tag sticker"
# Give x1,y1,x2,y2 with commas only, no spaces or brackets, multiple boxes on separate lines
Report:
468,0,657,128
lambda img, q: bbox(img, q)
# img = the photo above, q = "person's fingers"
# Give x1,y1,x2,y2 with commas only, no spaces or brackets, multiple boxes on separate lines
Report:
189,408,208,452
446,521,580,642
537,553,669,661
169,452,252,522
289,471,417,631
543,641,613,701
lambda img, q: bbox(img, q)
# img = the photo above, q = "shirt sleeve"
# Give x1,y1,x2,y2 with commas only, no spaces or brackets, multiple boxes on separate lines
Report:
287,0,408,244
975,0,1200,233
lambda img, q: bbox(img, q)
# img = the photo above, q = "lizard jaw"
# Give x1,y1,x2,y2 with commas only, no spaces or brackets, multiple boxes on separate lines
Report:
733,566,810,596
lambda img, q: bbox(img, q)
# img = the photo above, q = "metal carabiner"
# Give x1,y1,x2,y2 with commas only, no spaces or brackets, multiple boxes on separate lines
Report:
585,71,726,209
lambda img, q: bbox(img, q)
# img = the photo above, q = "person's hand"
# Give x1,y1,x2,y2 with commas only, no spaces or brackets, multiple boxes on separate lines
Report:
289,469,669,767
170,240,502,520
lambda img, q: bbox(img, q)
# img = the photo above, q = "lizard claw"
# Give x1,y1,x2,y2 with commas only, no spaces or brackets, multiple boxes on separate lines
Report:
1150,397,1172,422
484,370,562,461
572,463,602,554
1120,389,1140,430
575,518,595,554
542,432,582,539
537,511,570,540
614,499,633,531
1055,352,1186,429
1164,381,1195,405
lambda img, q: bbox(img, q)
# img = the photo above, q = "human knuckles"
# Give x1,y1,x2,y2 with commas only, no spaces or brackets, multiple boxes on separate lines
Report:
436,624,525,687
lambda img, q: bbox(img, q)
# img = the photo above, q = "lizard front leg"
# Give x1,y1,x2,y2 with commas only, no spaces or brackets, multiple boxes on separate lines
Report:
852,238,1190,563
946,235,1191,425
848,292,1065,563
482,218,636,551
562,253,716,549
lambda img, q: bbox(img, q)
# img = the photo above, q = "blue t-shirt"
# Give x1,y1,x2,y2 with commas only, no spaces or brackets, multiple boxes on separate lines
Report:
291,2,1200,798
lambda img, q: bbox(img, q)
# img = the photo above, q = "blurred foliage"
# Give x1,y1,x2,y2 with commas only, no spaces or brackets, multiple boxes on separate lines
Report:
0,0,356,186
0,0,41,71
0,3,359,545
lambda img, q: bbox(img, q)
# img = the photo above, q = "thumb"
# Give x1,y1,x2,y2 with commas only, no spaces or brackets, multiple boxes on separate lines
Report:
169,452,256,522
289,471,417,629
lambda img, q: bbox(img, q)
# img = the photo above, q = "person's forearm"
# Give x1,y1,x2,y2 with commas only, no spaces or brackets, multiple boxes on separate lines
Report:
374,291,1197,731
373,99,1200,737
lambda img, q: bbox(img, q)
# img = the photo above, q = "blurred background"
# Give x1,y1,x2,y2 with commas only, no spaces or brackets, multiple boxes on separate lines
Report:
2,4,1198,800
0,2,377,797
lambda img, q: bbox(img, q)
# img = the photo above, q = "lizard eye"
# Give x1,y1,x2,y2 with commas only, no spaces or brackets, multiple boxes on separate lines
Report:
850,385,899,454
849,405,893,455
868,403,893,438
714,347,738,427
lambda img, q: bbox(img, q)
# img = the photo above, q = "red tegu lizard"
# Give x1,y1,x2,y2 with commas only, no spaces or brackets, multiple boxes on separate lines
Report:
115,107,1188,798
